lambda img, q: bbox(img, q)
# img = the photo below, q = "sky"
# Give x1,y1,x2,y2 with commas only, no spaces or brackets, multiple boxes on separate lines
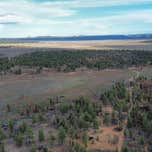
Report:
0,0,152,38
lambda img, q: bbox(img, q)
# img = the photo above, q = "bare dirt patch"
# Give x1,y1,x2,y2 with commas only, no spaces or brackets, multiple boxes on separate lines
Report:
88,125,122,151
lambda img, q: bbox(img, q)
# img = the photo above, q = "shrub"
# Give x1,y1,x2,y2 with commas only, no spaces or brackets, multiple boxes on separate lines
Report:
111,111,118,125
19,121,27,133
93,120,99,129
38,129,45,142
78,116,89,129
103,113,110,126
75,143,88,152
138,136,144,146
122,145,130,152
49,134,55,146
8,119,15,132
25,127,34,144
6,104,11,112
0,128,6,141
31,115,37,124
82,131,88,147
0,142,5,152
59,102,72,114
58,127,66,145
69,126,75,139
29,144,36,152
15,133,23,146
14,68,22,75
127,114,132,128
38,113,45,122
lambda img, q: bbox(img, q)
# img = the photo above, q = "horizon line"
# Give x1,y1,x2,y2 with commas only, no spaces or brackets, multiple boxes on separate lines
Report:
1,33,152,39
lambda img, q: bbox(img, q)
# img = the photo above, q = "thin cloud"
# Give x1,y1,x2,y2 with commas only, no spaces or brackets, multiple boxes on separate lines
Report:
43,0,152,8
0,0,152,37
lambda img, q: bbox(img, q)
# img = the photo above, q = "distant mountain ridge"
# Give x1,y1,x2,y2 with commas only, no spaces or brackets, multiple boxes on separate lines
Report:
1,34,152,41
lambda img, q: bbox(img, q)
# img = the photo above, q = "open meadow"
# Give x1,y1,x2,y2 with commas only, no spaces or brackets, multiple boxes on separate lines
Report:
0,68,132,104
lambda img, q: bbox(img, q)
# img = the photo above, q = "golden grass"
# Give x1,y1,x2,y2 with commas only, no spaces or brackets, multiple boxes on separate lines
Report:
0,39,151,50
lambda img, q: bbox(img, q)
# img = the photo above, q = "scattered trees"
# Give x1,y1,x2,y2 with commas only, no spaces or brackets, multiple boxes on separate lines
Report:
0,78,151,152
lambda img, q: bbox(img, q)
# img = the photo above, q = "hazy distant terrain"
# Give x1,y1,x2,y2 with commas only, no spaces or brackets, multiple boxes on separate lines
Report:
2,34,152,41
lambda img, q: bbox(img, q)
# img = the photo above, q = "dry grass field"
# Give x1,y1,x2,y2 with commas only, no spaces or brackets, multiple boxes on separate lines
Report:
0,66,151,107
0,68,132,105
0,40,152,54
0,39,152,57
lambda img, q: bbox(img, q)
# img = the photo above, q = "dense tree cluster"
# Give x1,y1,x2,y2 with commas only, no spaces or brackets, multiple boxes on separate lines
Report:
0,57,12,72
124,78,152,152
0,50,152,72
100,82,129,111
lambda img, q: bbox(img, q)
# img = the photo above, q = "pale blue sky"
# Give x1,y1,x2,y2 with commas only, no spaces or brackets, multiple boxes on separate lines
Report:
0,0,152,38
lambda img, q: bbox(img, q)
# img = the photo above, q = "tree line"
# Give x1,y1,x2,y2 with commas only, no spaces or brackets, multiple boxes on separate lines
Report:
0,50,152,73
